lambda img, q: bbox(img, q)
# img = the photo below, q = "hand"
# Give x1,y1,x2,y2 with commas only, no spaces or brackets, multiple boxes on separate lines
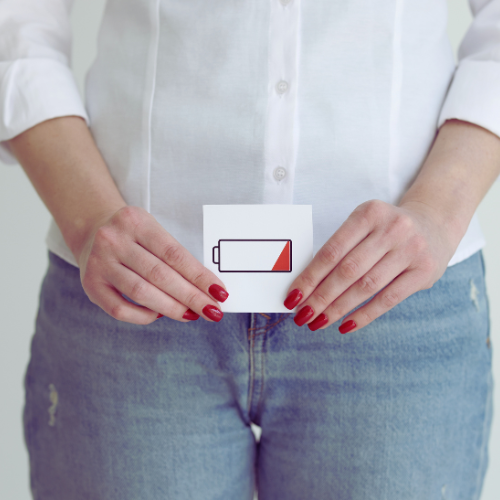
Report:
77,206,229,325
283,199,462,333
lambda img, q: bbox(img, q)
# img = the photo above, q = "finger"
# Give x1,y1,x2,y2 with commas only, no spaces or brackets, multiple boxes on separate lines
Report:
294,231,393,323
284,207,373,309
104,262,204,322
135,221,229,303
118,242,224,321
335,268,424,334
94,282,163,325
302,250,408,329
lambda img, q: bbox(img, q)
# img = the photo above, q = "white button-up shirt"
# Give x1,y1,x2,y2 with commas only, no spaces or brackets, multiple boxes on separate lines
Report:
1,0,499,268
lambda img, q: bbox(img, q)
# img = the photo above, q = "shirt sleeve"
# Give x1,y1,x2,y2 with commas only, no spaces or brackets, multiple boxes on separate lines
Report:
438,0,500,138
0,0,89,165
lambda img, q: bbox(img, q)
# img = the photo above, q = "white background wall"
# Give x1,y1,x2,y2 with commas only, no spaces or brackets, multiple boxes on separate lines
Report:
0,1,499,498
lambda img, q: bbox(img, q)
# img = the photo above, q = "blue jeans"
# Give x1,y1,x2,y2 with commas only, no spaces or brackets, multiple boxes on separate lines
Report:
24,249,493,499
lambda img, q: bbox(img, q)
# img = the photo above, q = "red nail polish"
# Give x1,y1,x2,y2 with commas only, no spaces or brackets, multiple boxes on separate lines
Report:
308,313,328,331
339,320,356,334
208,284,229,302
294,305,314,327
157,313,164,319
202,304,224,322
284,289,303,310
182,309,200,321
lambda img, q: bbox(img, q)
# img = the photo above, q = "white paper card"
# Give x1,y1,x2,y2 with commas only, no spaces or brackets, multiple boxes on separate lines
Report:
203,205,313,312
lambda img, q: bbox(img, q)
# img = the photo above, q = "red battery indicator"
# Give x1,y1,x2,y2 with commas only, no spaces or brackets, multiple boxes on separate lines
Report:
212,239,292,273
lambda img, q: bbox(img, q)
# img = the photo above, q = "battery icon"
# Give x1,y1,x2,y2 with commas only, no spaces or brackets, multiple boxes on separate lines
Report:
212,239,292,273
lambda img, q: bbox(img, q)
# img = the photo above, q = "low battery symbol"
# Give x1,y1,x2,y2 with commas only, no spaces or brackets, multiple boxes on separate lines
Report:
212,239,292,273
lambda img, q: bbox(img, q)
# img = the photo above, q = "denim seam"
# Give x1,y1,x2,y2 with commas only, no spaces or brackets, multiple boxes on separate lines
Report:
472,249,493,499
247,313,283,423
255,328,267,423
473,369,494,500
247,313,256,419
480,250,492,348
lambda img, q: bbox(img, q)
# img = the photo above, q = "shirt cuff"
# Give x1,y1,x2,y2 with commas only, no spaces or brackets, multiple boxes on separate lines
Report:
0,58,89,165
437,59,500,139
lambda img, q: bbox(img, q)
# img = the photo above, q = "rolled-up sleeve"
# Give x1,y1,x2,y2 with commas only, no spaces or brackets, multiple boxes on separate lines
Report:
0,0,89,165
438,0,500,138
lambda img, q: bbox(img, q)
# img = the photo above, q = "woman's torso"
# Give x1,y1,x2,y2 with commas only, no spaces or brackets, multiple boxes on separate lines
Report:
47,0,485,267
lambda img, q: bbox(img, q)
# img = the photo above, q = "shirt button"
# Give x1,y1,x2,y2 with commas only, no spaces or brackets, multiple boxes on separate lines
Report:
273,166,287,181
276,80,289,95
280,0,292,5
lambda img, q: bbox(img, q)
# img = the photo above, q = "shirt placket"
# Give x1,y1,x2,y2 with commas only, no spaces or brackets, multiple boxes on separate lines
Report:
263,0,301,204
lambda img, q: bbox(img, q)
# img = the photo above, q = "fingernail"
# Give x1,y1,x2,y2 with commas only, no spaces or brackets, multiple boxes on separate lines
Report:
182,309,200,321
202,304,224,322
209,284,229,302
339,320,356,334
308,313,328,331
294,305,314,327
284,289,303,310
157,313,164,319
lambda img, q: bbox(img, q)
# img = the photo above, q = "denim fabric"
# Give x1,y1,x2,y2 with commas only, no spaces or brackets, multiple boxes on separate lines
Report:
24,250,493,500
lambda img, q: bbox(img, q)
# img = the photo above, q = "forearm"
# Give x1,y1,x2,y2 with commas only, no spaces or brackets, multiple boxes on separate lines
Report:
399,119,500,244
8,116,127,263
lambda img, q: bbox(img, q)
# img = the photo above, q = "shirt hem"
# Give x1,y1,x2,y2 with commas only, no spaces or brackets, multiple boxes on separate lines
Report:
447,237,486,267
45,234,80,269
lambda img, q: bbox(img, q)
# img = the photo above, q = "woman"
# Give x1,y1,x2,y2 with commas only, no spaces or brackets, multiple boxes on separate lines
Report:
1,0,499,498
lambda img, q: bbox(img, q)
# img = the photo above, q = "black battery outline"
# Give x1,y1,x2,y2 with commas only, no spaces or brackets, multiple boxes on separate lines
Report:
212,239,292,273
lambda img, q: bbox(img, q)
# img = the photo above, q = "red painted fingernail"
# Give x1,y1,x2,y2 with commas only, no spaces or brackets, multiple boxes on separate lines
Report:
209,284,229,302
339,320,356,334
308,313,329,331
294,305,314,327
202,304,224,322
182,309,200,321
157,313,164,319
284,289,303,310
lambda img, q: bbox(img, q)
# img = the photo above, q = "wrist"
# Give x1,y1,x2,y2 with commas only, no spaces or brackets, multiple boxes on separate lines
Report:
396,119,500,248
7,117,131,266
63,202,127,265
397,194,471,249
